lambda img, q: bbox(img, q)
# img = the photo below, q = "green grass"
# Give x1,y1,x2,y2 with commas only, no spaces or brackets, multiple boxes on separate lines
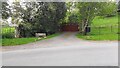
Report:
2,33,60,46
77,16,119,41
92,16,118,26
76,34,119,41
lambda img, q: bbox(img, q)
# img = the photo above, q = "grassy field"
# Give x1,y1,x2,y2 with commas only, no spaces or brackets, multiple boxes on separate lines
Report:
2,33,60,46
76,16,119,41
92,16,118,26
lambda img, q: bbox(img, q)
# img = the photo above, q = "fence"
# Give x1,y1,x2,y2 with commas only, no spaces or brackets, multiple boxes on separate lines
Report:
87,25,118,35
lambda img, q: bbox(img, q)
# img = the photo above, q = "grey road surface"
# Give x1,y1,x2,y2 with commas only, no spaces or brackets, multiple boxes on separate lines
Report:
2,32,118,66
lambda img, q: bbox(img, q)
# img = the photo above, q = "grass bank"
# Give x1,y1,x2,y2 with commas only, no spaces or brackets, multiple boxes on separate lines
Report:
76,16,119,41
76,34,119,41
2,33,60,46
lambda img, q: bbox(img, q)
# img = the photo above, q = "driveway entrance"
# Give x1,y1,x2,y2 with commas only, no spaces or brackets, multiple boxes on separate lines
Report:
61,23,79,32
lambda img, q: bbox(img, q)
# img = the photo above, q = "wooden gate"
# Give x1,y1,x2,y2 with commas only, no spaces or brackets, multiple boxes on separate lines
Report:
61,23,79,32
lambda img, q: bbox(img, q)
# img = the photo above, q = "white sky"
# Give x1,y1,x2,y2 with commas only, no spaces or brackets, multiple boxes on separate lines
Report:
7,0,117,2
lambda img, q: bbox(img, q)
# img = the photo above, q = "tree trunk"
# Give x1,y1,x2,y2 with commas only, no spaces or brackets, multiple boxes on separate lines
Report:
15,26,20,38
81,19,89,35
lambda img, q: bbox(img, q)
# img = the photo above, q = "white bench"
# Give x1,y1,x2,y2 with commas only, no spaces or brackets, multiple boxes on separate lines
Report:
35,33,46,38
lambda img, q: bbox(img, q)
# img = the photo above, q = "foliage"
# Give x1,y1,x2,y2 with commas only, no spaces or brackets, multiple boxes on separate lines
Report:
118,1,120,9
2,2,11,19
76,2,117,35
11,2,67,37
64,2,80,23
11,2,23,25
66,2,73,12
10,2,26,38
76,2,101,35
77,2,101,24
34,2,67,35
2,2,118,38
2,27,15,38
68,13,79,23
2,33,14,39
98,2,117,17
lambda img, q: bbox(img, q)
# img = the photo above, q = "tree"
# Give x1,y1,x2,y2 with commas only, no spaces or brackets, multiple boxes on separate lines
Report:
98,2,117,17
118,1,120,12
1,2,11,28
77,2,102,35
68,13,79,23
64,2,80,23
2,2,11,19
13,2,67,37
51,2,67,33
11,2,25,38
77,2,117,35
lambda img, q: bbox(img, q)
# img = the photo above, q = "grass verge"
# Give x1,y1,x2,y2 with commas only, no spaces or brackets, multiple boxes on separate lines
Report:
76,33,119,41
2,33,60,46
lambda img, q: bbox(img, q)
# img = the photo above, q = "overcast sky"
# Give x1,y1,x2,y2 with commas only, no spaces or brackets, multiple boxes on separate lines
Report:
7,0,117,2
